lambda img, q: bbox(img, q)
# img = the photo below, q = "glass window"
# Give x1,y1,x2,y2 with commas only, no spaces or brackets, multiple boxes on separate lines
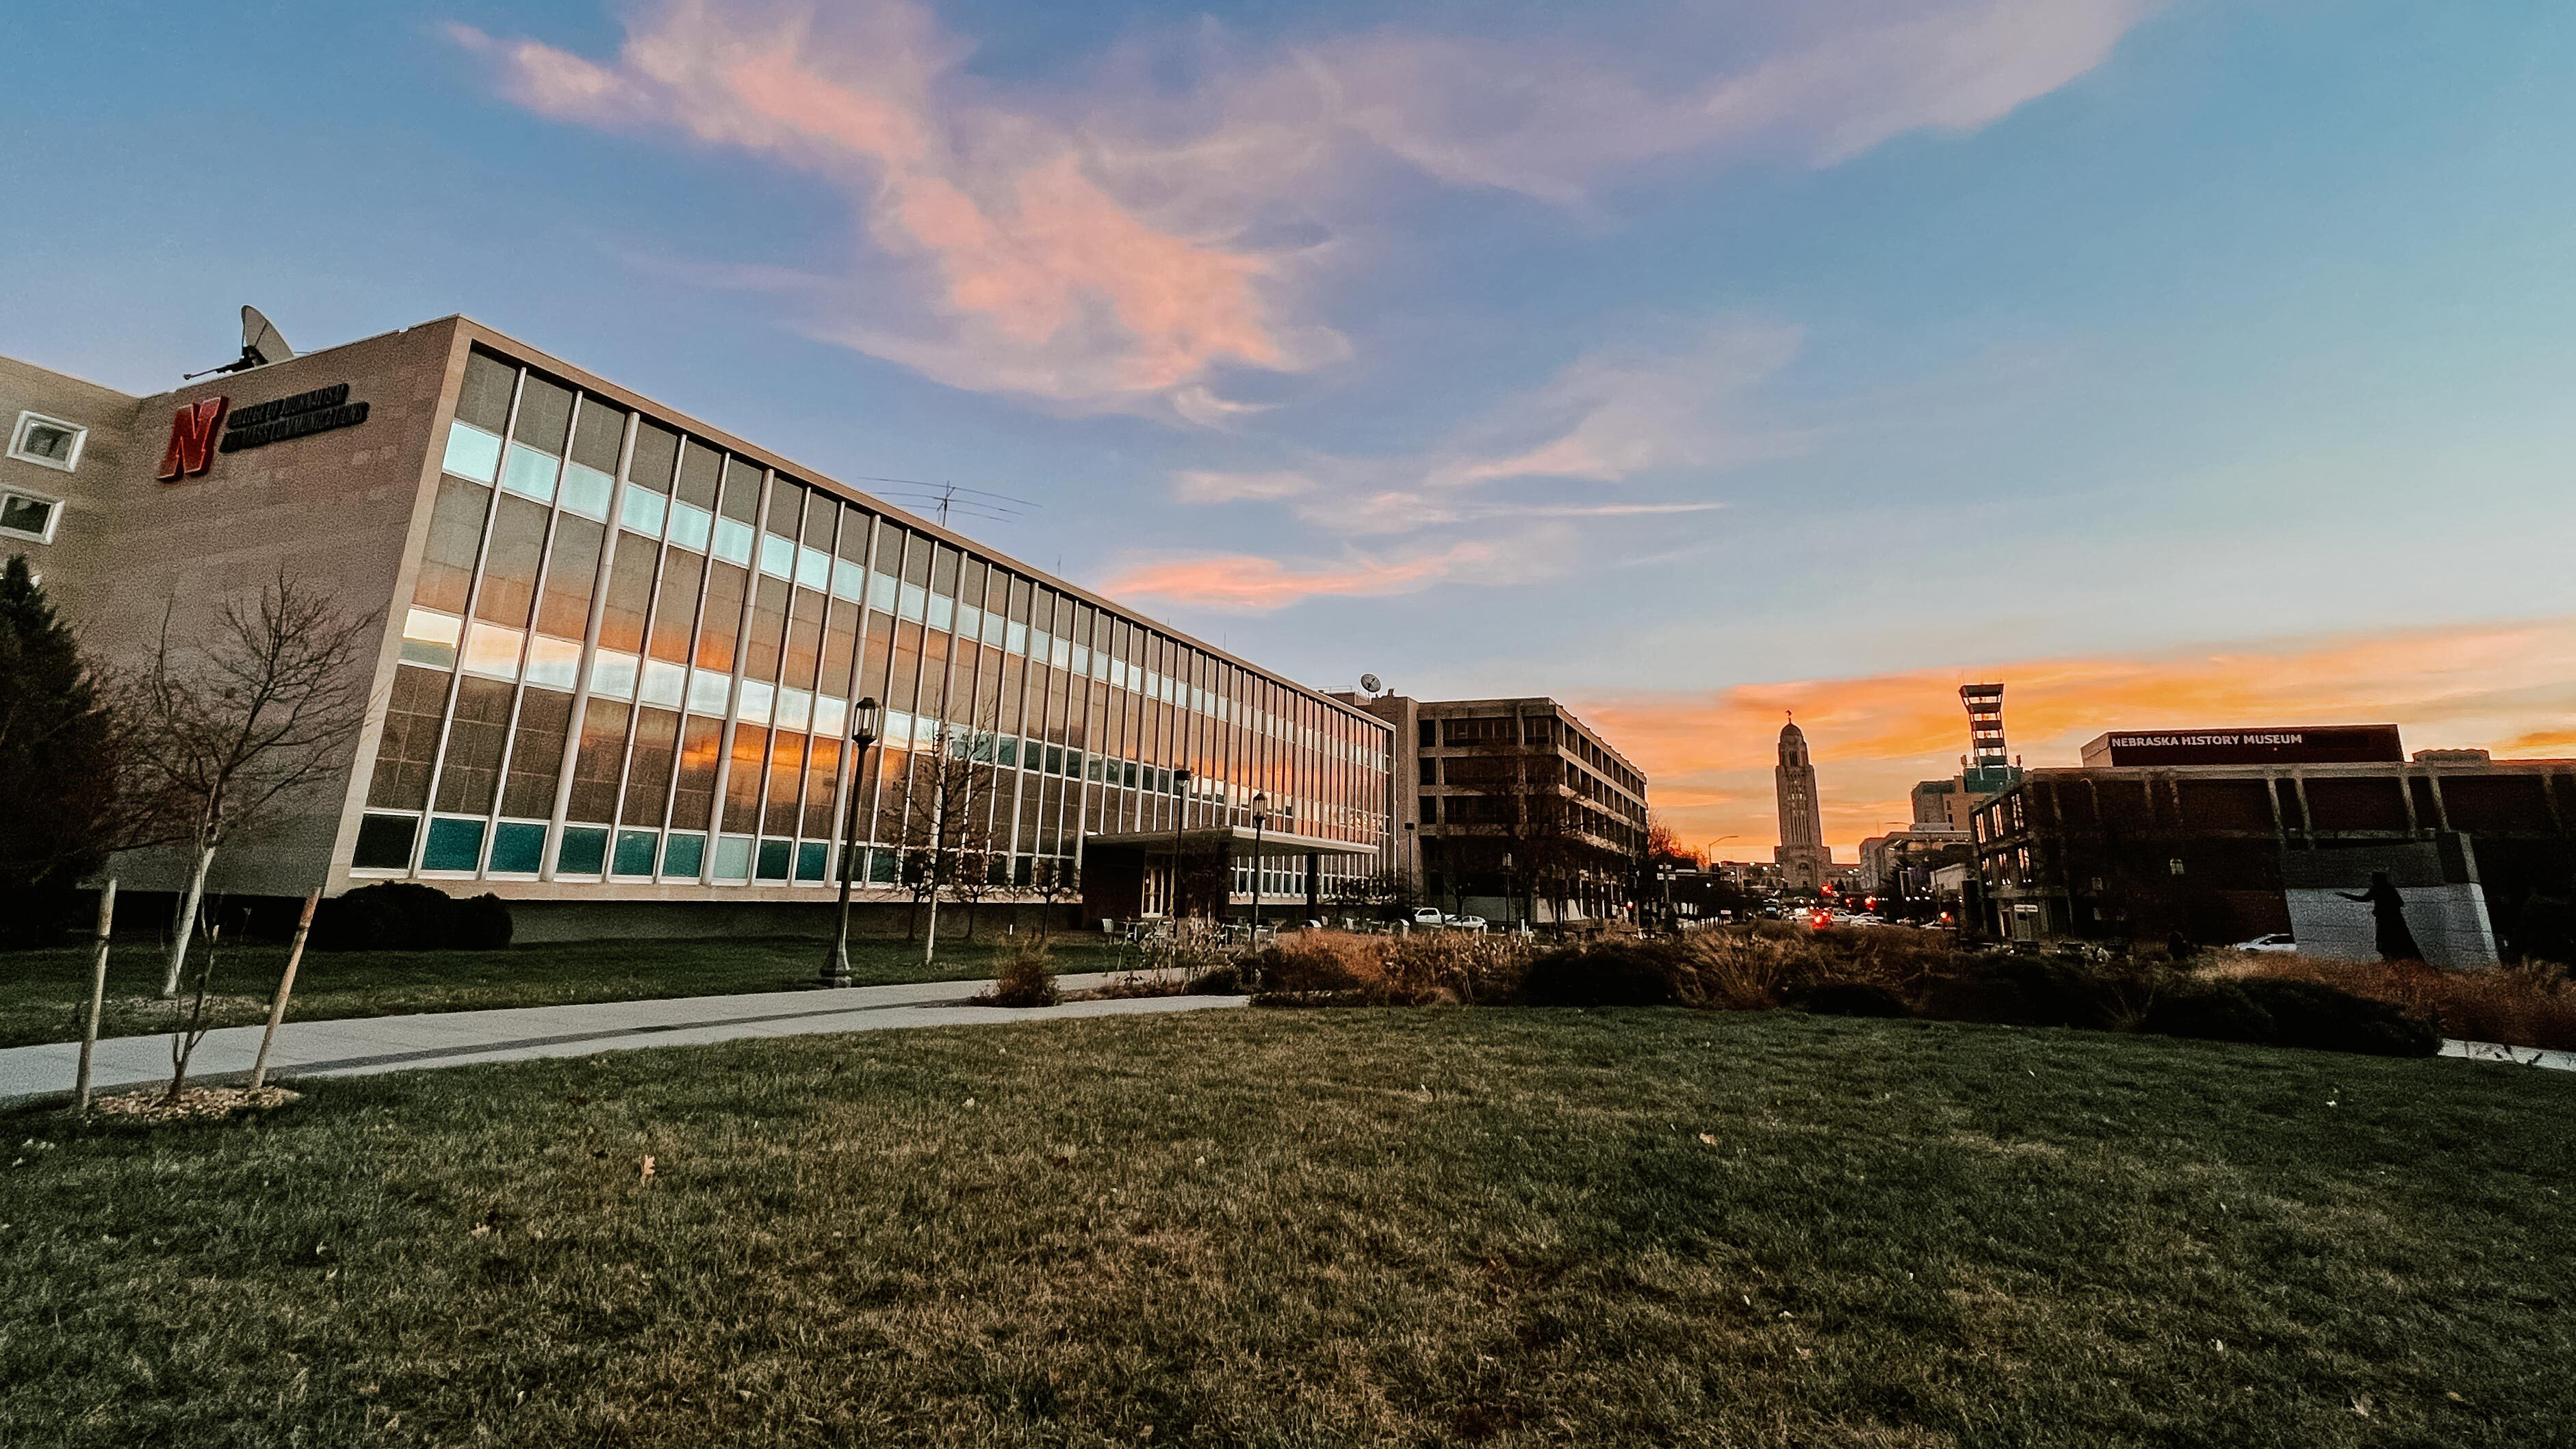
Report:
420,817,487,874
565,699,629,824
588,648,639,700
832,558,864,601
556,826,610,877
688,670,731,715
638,659,686,710
797,545,832,591
758,532,795,579
457,351,516,434
744,575,789,680
647,550,702,664
723,723,766,831
613,830,660,877
624,706,681,825
756,838,793,882
713,834,754,884
511,374,574,452
668,500,713,553
662,831,707,879
559,463,615,521
501,688,573,817
366,664,448,810
461,622,524,680
352,813,418,871
738,679,775,726
515,631,577,685
435,676,514,813
796,841,829,882
487,821,546,875
413,475,491,615
400,606,461,669
441,422,502,484
764,730,805,823
535,515,604,639
712,516,755,567
619,486,667,537
472,493,551,626
671,717,724,832
801,734,842,837
501,444,559,502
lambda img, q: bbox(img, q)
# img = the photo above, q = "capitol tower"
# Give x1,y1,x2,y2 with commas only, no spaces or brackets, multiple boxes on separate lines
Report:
1774,717,1831,893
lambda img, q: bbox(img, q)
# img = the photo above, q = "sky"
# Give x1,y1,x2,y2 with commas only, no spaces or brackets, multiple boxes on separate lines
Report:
7,0,2575,856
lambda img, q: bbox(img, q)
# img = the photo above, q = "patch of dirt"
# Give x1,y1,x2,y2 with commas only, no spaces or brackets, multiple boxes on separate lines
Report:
88,1086,300,1123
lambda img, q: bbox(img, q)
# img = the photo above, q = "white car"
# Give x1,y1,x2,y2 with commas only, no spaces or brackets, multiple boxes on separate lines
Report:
1408,907,1449,929
2232,932,2297,953
1447,914,1488,932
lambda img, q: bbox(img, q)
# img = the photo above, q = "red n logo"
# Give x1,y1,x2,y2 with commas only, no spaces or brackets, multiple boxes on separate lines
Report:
156,397,228,481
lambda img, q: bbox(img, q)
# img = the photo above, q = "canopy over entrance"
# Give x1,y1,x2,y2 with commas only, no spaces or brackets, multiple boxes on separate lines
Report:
1083,825,1378,860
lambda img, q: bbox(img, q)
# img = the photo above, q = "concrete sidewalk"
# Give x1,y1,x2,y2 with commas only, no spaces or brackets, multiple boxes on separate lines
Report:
0,972,1242,1103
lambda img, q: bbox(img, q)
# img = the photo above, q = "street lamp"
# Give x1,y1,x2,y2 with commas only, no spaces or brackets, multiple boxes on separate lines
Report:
821,697,885,987
1250,791,1268,934
1169,768,1192,920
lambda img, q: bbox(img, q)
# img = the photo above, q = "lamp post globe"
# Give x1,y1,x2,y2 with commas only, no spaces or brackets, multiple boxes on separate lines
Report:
821,697,884,987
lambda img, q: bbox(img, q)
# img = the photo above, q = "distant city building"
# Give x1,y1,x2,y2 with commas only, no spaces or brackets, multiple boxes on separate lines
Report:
1773,717,1831,893
1343,693,1648,925
1858,824,1972,897
1971,724,2576,966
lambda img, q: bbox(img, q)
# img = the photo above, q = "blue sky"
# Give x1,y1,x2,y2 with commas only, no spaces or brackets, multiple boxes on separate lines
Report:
8,0,2574,849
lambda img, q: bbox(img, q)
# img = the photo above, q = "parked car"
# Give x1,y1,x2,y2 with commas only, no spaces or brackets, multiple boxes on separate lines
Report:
1448,914,1489,932
1408,907,1449,929
2231,932,2297,953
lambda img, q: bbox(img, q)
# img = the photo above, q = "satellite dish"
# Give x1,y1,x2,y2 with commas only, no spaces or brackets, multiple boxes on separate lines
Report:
1359,673,1382,695
241,306,295,366
181,305,298,379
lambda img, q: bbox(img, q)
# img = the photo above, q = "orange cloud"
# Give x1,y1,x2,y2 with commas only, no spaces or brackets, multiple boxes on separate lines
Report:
1578,617,2576,859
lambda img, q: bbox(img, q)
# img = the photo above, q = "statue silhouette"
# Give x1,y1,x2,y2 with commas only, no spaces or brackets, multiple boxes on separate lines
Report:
2336,871,2424,963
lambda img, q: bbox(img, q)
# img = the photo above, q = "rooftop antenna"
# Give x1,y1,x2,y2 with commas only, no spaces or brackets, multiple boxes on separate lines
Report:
184,305,296,379
1359,674,1382,698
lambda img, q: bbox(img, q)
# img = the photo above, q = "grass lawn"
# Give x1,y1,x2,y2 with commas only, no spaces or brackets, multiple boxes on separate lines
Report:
3,1010,2569,1446
0,932,1113,1049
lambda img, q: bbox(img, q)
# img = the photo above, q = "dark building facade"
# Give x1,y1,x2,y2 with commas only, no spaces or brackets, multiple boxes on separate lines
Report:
1971,742,2576,966
1343,693,1649,925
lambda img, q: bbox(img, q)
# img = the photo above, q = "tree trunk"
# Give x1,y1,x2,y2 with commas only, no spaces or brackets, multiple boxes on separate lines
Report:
923,890,941,964
159,842,216,998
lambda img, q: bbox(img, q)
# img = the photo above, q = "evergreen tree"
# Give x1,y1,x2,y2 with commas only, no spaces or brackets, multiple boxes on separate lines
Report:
0,554,121,901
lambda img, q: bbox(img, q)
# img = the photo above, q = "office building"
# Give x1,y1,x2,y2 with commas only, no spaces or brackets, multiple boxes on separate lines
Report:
1969,724,2575,965
3,316,1391,936
1343,693,1648,925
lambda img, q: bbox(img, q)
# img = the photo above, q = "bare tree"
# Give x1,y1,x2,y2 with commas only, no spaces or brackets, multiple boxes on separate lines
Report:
897,710,1004,962
1029,857,1079,940
124,571,375,997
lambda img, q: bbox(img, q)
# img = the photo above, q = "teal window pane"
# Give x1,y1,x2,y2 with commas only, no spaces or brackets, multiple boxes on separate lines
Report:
797,546,831,591
668,500,712,553
662,832,706,878
714,834,754,882
795,841,828,882
352,813,419,871
866,572,897,613
560,463,615,521
488,821,547,874
556,825,609,876
502,444,560,502
831,558,864,600
712,517,755,566
897,582,927,622
867,848,897,884
619,486,667,537
996,736,1018,768
422,817,487,873
758,533,795,579
756,838,793,880
613,830,660,877
927,593,952,631
443,422,502,484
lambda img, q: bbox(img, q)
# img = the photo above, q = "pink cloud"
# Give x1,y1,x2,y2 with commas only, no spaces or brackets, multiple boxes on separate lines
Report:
1103,537,1547,610
455,1,2155,415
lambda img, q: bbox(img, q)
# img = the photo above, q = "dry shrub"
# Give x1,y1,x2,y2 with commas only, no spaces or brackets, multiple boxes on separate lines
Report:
976,938,1059,1008
2198,951,2576,1051
1384,931,1534,1004
1254,930,1399,1006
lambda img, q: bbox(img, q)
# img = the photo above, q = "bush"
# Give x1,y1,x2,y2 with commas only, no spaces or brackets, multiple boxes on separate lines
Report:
2198,952,2576,1051
1519,943,1683,1008
1796,982,1911,1018
2137,982,2276,1045
1185,962,1245,995
979,940,1059,1008
1989,957,2134,1031
451,893,515,951
311,882,465,952
1253,932,1395,1005
2234,977,2438,1057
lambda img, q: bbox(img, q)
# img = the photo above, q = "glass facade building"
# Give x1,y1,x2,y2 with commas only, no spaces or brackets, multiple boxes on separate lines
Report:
352,341,1393,906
